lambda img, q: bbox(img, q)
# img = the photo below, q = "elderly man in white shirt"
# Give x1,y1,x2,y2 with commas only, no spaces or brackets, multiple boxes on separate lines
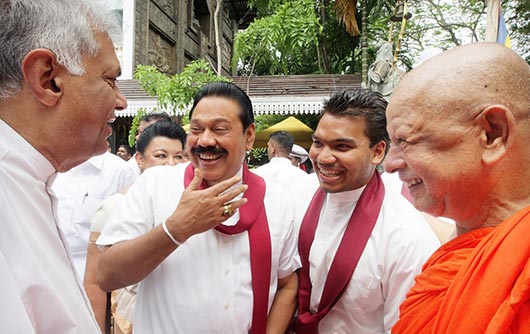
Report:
296,88,440,334
52,151,137,278
97,82,300,334
0,1,127,332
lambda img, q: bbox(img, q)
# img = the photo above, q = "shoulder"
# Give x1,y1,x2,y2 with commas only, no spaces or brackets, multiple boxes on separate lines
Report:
141,162,186,184
100,152,134,174
102,151,127,166
253,163,272,174
262,179,293,218
379,189,439,241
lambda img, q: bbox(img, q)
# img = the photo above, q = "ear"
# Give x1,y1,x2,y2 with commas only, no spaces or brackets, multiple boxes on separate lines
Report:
21,48,64,107
371,140,387,165
478,106,514,165
135,153,145,172
245,123,256,151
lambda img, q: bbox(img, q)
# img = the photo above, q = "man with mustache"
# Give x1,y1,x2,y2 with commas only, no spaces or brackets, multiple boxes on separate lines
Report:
387,43,530,334
97,82,300,334
296,88,439,334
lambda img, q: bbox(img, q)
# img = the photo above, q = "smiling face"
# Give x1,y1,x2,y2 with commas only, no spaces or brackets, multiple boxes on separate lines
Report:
187,96,255,186
384,85,485,220
56,32,127,169
136,136,185,172
310,113,385,193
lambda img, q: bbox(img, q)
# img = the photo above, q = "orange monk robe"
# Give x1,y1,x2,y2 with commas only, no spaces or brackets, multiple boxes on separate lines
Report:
392,207,530,334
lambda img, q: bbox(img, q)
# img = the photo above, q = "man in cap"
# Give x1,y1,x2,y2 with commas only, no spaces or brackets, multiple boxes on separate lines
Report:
289,143,311,172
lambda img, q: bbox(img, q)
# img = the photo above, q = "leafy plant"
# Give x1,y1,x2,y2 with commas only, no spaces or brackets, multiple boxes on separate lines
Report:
134,59,230,115
233,0,322,75
248,147,268,168
128,108,146,147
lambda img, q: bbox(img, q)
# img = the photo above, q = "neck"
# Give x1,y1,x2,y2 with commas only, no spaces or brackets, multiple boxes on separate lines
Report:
455,198,530,236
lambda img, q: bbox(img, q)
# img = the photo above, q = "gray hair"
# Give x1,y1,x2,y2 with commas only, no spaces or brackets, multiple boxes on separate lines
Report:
0,0,121,99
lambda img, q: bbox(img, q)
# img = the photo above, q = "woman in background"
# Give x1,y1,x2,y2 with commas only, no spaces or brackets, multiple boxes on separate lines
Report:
84,121,188,334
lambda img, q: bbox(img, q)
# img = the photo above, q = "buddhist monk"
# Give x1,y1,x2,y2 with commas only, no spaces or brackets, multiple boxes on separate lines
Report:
384,42,530,334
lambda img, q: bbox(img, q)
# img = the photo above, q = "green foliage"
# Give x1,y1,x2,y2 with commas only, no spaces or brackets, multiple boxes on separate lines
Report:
233,0,322,75
509,0,530,63
235,0,530,75
248,147,268,168
254,114,289,132
233,0,401,75
128,108,146,147
134,59,230,115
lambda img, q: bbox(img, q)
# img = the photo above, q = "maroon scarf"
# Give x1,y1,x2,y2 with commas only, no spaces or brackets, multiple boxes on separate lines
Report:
296,172,385,333
184,163,271,334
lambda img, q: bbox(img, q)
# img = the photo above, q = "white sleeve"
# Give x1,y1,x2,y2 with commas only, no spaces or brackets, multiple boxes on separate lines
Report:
96,172,155,246
0,253,35,334
273,190,302,278
89,193,124,233
380,197,440,333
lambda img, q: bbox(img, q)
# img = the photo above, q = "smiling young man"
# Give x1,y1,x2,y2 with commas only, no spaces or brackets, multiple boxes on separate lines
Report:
97,82,300,334
386,43,530,334
296,88,439,334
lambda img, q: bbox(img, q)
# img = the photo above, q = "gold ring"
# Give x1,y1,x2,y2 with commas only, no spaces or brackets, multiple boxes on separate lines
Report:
223,204,233,217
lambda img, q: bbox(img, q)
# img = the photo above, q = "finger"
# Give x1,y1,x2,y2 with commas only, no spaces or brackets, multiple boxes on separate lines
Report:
205,174,242,196
221,198,248,213
218,184,247,205
186,168,203,191
222,204,234,217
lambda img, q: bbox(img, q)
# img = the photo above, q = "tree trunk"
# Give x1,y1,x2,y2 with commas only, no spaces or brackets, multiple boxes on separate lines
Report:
485,0,500,41
318,0,331,73
361,0,368,88
214,0,223,75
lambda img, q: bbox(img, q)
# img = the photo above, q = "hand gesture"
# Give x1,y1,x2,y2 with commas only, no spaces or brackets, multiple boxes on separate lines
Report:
164,168,248,242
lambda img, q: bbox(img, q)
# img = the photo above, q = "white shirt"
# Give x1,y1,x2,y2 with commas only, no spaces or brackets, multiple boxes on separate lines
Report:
254,157,319,224
127,152,141,178
98,162,301,334
0,120,100,334
52,152,136,277
307,181,440,334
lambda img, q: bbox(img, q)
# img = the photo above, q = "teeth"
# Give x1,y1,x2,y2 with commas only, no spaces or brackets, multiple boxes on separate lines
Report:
319,168,342,177
199,153,221,160
406,178,423,187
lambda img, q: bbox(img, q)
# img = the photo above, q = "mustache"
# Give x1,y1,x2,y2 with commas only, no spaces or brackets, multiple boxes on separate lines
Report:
191,146,227,155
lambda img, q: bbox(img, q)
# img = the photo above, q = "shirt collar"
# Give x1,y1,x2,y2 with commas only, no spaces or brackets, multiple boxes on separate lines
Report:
269,156,292,165
0,119,56,183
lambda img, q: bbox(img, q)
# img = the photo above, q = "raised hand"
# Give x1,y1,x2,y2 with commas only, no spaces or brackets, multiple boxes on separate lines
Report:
165,168,248,243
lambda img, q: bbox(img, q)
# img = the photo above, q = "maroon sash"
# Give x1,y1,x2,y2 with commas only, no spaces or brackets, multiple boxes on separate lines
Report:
184,163,271,334
296,172,385,333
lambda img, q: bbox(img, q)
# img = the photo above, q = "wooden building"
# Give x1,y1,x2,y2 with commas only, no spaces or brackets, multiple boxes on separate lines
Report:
122,0,254,77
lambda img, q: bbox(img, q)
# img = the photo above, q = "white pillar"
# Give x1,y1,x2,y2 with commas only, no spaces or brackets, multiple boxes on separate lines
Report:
121,0,136,79
485,0,500,42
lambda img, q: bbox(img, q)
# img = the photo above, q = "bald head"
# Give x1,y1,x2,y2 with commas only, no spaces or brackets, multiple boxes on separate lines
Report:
385,43,530,231
390,42,530,122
